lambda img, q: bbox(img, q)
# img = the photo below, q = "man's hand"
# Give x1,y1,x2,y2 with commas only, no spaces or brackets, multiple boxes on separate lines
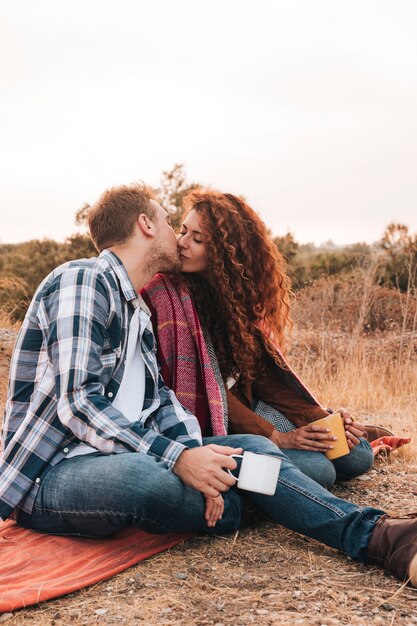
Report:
173,444,243,498
205,494,224,527
270,425,336,452
338,408,367,449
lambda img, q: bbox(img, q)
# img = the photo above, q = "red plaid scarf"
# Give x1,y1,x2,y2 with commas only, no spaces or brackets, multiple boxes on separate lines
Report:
141,274,228,436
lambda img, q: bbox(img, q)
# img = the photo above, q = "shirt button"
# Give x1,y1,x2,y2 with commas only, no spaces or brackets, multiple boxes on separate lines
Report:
108,391,114,398
63,447,69,454
35,477,40,484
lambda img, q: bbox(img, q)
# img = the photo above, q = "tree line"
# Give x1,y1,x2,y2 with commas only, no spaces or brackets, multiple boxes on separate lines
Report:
1,165,416,322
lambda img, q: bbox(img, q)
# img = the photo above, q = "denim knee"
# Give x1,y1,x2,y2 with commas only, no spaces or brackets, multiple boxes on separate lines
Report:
333,438,374,480
207,433,287,458
282,449,337,489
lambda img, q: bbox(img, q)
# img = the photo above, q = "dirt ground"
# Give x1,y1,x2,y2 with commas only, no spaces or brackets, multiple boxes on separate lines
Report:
1,331,417,625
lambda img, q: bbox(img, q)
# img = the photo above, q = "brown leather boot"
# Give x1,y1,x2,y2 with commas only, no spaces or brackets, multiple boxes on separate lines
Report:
364,425,394,443
367,513,417,586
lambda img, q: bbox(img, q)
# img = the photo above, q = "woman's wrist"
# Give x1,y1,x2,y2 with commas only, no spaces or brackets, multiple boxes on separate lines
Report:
269,430,280,445
270,430,290,448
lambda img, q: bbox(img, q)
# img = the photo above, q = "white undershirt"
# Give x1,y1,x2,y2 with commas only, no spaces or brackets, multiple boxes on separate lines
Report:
66,307,146,458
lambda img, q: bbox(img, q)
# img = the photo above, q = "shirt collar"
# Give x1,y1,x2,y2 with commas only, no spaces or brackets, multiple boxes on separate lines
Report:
99,249,138,304
99,249,151,316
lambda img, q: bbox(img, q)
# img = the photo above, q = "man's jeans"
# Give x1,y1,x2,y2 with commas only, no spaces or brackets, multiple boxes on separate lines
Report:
18,435,385,563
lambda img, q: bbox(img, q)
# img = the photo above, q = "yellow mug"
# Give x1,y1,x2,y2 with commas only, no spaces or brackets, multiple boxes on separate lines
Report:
310,412,350,460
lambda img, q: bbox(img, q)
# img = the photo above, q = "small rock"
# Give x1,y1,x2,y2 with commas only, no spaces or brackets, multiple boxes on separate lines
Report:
95,608,108,615
357,475,372,481
128,577,135,583
0,615,13,623
381,603,395,611
255,609,269,615
241,573,252,582
292,590,302,598
173,571,188,580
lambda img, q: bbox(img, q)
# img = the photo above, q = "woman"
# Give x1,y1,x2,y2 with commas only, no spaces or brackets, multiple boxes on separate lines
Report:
142,189,376,489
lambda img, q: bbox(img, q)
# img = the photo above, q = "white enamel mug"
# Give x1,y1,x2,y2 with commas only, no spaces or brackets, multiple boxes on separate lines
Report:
227,451,282,496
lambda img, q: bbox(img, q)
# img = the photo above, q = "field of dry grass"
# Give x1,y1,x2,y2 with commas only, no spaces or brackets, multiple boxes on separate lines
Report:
0,282,416,625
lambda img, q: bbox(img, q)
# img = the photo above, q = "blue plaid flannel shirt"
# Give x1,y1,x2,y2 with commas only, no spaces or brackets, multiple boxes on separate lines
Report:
0,250,202,521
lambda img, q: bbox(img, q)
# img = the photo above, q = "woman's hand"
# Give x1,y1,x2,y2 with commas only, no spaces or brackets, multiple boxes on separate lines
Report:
270,425,336,451
338,408,367,449
204,494,224,528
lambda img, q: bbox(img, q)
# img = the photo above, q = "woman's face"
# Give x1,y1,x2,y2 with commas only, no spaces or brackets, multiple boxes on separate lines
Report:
177,209,209,274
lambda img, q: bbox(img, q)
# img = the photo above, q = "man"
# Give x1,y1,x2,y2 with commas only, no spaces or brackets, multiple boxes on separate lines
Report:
1,183,416,587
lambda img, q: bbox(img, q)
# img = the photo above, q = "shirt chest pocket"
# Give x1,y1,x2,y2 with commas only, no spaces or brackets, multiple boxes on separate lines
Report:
104,314,123,360
102,331,122,371
102,339,121,359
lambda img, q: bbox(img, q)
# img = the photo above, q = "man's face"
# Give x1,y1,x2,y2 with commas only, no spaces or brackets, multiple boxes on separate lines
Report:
146,200,181,273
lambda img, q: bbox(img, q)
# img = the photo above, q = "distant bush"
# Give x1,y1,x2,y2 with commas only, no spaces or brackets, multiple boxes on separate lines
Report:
0,276,30,322
292,272,417,334
274,224,416,296
0,235,96,321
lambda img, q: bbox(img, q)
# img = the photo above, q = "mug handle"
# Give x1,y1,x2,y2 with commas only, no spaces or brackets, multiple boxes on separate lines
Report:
226,454,244,481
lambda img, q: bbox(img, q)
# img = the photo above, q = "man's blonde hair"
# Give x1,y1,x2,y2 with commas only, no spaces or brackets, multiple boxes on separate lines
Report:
88,182,156,252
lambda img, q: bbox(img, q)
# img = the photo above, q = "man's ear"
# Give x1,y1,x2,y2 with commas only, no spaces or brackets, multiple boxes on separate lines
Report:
137,214,156,238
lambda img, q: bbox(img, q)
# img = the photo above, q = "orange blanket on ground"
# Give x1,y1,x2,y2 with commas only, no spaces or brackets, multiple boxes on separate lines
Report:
0,521,191,612
370,435,412,456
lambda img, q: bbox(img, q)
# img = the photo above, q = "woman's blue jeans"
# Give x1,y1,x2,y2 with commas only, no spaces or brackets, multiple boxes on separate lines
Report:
18,435,384,564
252,399,374,488
284,439,374,489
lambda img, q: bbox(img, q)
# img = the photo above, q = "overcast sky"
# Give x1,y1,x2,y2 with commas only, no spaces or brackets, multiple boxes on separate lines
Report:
1,0,416,245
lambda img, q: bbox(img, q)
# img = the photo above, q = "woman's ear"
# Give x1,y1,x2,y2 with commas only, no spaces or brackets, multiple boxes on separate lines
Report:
137,213,156,238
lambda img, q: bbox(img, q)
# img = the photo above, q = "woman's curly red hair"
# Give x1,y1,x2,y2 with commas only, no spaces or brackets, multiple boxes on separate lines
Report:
182,189,292,384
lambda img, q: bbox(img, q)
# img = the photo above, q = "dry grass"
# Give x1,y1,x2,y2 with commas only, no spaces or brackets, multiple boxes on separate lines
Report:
0,325,17,410
289,278,417,457
288,329,416,453
0,283,417,624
